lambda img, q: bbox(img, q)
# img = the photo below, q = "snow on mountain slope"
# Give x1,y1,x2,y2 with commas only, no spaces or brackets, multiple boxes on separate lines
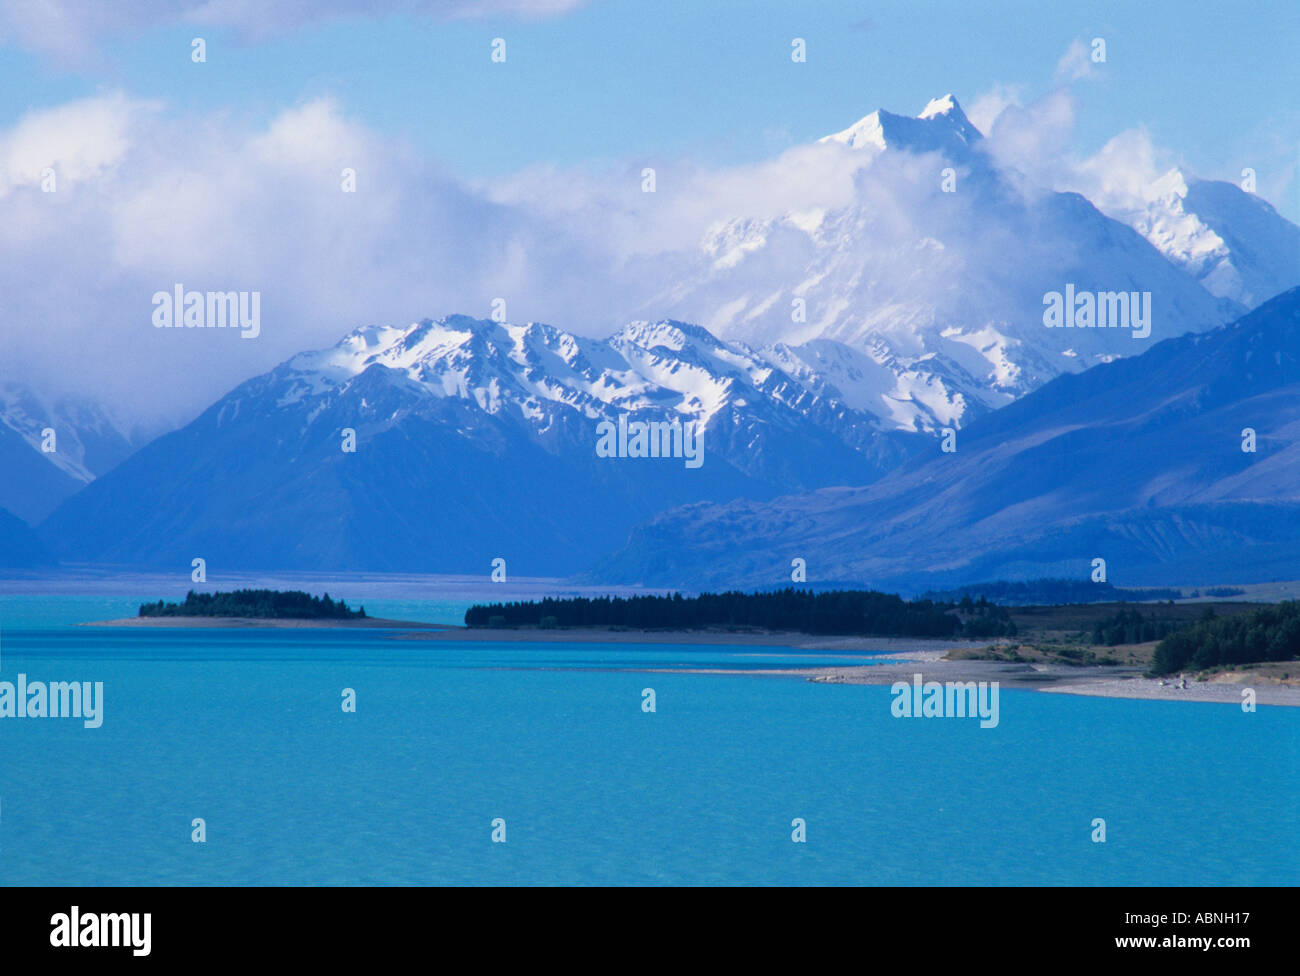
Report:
638,96,1246,432
821,93,983,157
595,288,1300,591
21,93,1300,575
273,312,966,456
37,314,922,573
0,383,143,483
1117,172,1300,308
758,337,1006,431
0,382,148,522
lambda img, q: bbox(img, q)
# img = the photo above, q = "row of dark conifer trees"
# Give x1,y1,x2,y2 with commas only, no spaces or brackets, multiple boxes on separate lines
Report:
466,587,1016,638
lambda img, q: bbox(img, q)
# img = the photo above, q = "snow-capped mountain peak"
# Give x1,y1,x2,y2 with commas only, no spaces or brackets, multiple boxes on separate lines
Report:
820,109,889,151
1109,167,1300,307
820,95,982,156
918,93,963,120
638,93,1293,443
48,311,929,574
1149,167,1190,203
268,310,1017,444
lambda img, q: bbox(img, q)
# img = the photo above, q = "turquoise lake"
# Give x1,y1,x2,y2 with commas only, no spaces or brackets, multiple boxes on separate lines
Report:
0,596,1296,885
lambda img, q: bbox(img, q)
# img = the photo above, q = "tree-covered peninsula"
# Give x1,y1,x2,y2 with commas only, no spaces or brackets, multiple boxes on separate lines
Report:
1152,601,1300,675
465,587,1016,639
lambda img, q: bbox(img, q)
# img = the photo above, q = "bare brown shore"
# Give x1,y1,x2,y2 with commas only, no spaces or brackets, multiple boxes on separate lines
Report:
80,621,1300,706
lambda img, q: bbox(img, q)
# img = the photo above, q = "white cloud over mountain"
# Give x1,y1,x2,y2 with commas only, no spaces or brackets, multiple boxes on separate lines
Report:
0,75,1294,432
0,93,617,421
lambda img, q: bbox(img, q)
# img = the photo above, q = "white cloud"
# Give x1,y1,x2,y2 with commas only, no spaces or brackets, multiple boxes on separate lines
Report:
0,93,611,422
976,88,1185,216
0,93,155,193
1,77,1292,430
966,83,1022,135
978,88,1077,190
486,140,870,259
1070,127,1171,213
1054,37,1101,83
0,89,952,423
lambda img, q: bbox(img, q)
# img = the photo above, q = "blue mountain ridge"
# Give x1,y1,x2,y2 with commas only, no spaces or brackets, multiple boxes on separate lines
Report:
593,287,1300,591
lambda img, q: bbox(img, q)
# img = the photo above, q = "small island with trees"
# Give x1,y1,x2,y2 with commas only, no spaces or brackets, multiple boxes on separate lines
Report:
85,588,432,628
139,588,367,619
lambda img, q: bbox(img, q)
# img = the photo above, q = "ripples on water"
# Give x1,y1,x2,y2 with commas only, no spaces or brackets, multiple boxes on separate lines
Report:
0,596,1296,885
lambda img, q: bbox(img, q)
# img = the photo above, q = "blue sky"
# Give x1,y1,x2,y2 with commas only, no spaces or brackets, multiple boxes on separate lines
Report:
2,0,1296,214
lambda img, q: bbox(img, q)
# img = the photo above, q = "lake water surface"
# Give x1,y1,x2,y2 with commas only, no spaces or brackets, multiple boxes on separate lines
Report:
1,596,1295,885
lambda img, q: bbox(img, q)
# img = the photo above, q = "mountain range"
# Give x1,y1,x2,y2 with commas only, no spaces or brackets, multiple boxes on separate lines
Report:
0,383,145,524
596,287,1300,591
1113,167,1300,309
4,95,1298,582
35,316,917,575
627,95,1294,432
